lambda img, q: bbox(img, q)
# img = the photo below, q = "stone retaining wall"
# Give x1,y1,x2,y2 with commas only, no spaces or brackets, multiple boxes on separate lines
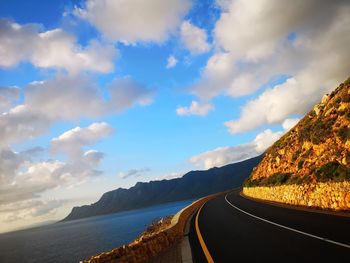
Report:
243,181,350,210
82,192,224,263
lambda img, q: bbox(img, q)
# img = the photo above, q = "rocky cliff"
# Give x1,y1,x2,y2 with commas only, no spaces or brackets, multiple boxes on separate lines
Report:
245,77,350,187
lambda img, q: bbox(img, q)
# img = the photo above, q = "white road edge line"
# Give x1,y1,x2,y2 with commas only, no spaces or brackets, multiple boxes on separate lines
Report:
224,194,350,249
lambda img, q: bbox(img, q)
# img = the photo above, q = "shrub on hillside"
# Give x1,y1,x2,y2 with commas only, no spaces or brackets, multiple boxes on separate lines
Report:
337,126,350,143
297,160,304,169
315,161,350,182
244,173,292,187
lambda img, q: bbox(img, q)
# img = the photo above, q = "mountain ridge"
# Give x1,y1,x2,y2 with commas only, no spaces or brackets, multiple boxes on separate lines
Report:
62,155,262,221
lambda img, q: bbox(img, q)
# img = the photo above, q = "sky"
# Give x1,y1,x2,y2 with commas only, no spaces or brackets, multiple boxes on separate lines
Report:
0,0,349,233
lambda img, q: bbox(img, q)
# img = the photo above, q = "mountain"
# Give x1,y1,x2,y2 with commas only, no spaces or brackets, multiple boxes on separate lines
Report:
62,155,262,221
245,77,350,187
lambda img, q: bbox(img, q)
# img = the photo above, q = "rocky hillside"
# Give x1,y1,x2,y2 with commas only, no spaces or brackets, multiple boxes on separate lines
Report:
245,78,350,187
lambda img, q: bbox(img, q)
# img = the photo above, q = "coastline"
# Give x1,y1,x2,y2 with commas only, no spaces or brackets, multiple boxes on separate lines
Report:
82,191,228,263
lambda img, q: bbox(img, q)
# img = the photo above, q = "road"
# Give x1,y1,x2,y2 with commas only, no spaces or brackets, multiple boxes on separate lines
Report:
189,189,350,262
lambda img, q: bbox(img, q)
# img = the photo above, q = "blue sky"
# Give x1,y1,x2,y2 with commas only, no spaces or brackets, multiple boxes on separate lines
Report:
0,0,349,232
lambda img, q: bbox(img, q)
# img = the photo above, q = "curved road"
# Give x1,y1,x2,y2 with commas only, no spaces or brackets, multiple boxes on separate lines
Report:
189,189,350,262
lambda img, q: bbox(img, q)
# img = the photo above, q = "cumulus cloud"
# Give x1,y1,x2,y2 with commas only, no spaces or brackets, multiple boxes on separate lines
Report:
0,105,51,147
191,52,236,99
56,150,105,180
176,101,213,116
213,0,345,61
45,125,111,193
119,168,150,179
253,129,283,153
190,144,257,169
0,19,116,74
75,0,191,44
191,0,350,132
0,148,31,185
166,55,178,69
0,199,68,221
0,119,109,223
282,118,300,131
0,156,63,205
224,78,307,133
224,76,329,134
0,75,154,148
0,121,111,216
83,150,105,166
51,122,113,158
26,75,154,120
25,77,106,120
29,199,68,217
0,147,106,206
0,77,151,222
108,77,155,111
0,86,20,113
191,121,296,169
180,21,211,54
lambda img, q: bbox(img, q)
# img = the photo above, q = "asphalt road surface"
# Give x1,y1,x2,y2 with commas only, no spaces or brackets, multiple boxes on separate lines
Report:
189,189,350,262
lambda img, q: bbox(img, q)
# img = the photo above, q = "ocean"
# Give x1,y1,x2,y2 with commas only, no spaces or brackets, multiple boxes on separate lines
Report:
0,200,193,263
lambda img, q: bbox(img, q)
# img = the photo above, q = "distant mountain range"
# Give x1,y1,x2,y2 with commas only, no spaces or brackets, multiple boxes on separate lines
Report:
62,155,262,221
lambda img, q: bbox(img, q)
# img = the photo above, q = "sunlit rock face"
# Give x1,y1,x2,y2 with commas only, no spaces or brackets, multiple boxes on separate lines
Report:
249,78,350,184
244,77,350,210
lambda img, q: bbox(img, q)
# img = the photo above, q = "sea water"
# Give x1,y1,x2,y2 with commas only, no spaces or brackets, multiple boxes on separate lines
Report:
0,199,193,263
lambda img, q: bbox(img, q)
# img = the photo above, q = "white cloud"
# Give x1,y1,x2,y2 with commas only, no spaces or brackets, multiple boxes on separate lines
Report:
282,118,300,131
190,144,258,169
0,105,51,147
26,75,154,120
176,100,213,116
0,117,108,212
119,168,150,179
191,122,296,169
180,20,210,54
0,86,20,113
224,75,331,134
0,19,116,74
75,0,191,44
83,150,105,166
166,55,178,68
213,0,348,61
0,147,106,206
30,199,68,217
0,121,111,215
0,197,75,233
57,150,105,180
253,129,283,153
191,52,236,99
0,158,63,205
108,77,155,110
51,122,113,158
0,148,28,185
224,78,305,133
215,0,232,11
191,0,350,132
0,199,68,222
0,75,152,222
0,75,154,148
25,76,106,120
